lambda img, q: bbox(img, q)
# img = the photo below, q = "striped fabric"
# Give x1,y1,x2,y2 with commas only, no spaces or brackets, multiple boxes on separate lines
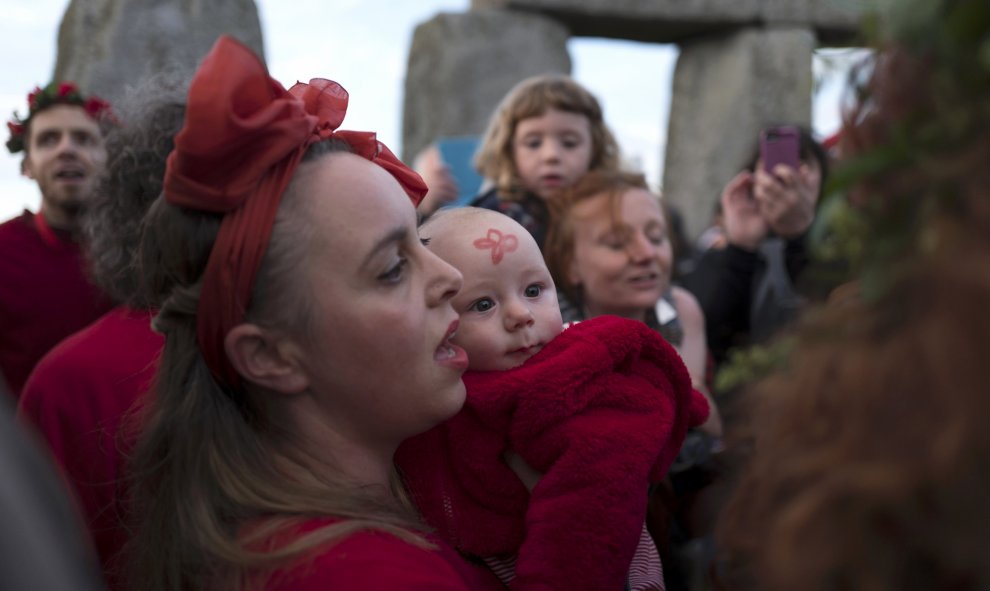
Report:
482,524,665,591
629,524,665,591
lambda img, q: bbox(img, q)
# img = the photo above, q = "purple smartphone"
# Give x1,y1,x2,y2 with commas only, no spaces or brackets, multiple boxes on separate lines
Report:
760,126,800,174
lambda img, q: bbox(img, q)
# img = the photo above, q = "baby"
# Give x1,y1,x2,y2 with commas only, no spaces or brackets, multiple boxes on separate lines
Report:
397,207,709,591
423,207,563,372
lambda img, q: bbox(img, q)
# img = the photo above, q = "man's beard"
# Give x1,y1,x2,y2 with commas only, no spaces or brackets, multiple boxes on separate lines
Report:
59,198,85,219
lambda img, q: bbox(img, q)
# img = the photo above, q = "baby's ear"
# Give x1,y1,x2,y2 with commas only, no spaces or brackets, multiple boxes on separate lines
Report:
224,324,309,394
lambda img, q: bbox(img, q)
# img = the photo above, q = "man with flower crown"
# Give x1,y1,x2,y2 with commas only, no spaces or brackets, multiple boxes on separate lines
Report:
0,81,115,397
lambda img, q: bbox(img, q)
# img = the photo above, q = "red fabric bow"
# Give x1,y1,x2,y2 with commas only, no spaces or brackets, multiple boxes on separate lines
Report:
163,35,426,387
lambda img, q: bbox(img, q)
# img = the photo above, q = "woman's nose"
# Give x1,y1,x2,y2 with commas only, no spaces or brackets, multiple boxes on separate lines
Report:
628,234,656,262
425,251,463,306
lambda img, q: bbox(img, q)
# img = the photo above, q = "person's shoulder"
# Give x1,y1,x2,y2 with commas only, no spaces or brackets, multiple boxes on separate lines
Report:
0,211,36,246
670,286,704,329
19,307,161,422
23,308,119,375
269,527,495,591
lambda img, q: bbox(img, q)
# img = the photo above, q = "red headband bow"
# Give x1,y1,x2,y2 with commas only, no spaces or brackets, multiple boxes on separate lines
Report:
164,35,427,387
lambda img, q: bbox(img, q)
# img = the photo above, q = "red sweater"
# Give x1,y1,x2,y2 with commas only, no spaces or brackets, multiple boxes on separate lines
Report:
18,306,163,590
0,211,112,396
263,519,506,590
397,316,709,591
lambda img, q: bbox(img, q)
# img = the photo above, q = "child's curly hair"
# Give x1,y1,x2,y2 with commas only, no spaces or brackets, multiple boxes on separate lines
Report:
474,74,620,201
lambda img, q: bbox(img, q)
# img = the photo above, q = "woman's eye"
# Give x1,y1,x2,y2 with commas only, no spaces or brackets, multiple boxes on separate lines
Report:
469,298,495,313
524,284,542,298
378,257,408,284
419,236,431,246
648,232,667,246
602,236,626,250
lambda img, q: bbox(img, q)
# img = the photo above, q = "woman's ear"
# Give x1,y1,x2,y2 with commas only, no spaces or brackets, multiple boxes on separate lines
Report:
224,324,309,394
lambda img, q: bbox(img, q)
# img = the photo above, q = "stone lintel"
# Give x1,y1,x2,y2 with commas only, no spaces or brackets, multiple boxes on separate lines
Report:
470,0,865,45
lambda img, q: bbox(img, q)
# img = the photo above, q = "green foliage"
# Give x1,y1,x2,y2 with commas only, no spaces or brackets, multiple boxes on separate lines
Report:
813,0,990,299
714,337,795,396
717,0,990,392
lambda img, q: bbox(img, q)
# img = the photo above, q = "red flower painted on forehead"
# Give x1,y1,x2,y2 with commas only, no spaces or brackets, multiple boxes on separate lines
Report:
473,228,518,265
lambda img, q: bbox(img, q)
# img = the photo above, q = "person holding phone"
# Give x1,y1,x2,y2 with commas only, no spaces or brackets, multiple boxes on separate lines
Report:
682,125,828,370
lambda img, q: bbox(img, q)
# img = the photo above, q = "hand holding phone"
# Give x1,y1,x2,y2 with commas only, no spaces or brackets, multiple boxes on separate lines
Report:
759,126,800,174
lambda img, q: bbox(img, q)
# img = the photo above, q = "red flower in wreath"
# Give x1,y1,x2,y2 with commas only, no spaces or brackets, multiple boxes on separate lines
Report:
83,97,109,118
26,86,42,108
57,82,78,98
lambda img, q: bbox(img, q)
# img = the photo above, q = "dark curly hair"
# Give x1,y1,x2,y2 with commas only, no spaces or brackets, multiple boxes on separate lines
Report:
82,72,188,306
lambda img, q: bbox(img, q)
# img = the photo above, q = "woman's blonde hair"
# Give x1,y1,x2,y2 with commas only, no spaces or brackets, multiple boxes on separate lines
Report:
474,74,620,201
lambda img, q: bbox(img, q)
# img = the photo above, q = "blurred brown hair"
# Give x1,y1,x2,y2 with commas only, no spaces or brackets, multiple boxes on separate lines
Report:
716,249,990,591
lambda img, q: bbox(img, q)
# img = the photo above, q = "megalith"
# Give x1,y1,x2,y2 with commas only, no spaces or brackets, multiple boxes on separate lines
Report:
402,9,570,163
53,0,265,104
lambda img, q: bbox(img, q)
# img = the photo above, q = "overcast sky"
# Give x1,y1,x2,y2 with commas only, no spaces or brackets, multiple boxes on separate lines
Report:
0,0,855,222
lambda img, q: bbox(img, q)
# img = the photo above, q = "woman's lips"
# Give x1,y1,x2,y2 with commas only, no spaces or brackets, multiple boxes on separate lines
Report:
628,271,664,290
435,341,469,369
435,319,469,370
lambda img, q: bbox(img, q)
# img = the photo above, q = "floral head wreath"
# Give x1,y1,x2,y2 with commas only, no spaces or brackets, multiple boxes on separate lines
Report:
6,81,115,154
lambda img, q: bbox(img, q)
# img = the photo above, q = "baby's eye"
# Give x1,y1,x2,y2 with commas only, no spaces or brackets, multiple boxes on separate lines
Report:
524,284,542,298
469,298,495,313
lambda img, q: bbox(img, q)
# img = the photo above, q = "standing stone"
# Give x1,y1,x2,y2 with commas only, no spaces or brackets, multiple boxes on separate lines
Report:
402,10,570,162
53,0,264,104
663,27,815,239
